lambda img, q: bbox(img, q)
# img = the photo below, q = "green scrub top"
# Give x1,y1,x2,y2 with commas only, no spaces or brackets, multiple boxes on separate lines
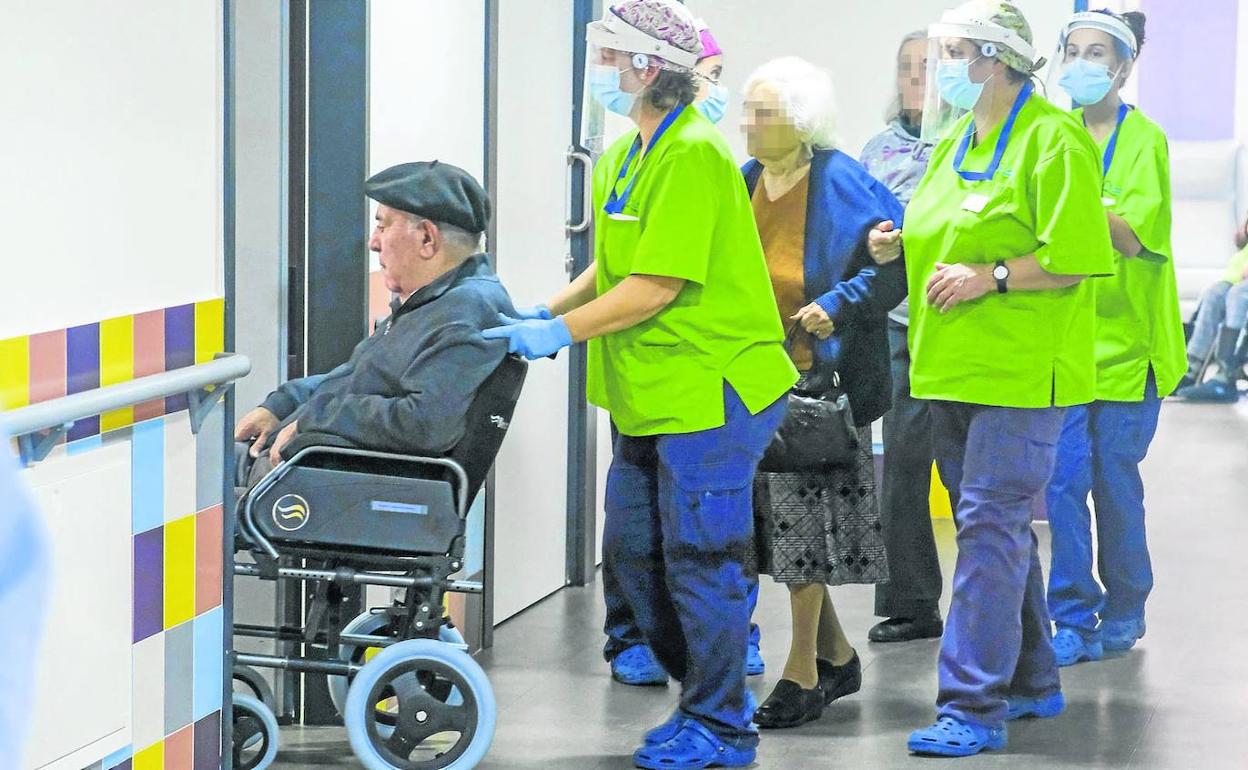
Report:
904,94,1115,408
1076,106,1187,400
586,108,797,436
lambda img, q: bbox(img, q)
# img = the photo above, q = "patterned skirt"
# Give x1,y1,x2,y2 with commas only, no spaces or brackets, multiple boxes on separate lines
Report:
752,422,888,586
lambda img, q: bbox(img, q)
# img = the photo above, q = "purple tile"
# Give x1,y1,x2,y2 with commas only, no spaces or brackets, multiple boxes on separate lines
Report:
165,304,195,412
66,322,100,441
193,711,221,770
133,527,164,642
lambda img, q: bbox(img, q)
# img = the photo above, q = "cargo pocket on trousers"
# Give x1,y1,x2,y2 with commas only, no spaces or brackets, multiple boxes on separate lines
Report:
669,462,755,555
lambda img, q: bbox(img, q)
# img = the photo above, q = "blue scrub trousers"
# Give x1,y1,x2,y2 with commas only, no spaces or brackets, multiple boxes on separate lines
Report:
1046,372,1161,637
602,385,785,747
930,402,1064,727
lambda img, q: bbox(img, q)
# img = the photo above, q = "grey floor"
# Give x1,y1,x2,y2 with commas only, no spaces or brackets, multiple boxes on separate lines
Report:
273,399,1248,769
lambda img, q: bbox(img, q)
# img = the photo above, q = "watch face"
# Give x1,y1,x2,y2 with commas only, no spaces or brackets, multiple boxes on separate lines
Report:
993,265,1009,280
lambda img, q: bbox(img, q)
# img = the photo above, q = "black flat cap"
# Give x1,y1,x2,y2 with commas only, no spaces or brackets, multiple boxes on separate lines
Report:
365,160,491,234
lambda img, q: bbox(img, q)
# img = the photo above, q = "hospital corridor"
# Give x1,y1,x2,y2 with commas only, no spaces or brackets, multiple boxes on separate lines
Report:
3,1,1247,769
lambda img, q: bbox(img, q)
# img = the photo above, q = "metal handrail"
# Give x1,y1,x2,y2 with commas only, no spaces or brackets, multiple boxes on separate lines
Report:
6,352,251,465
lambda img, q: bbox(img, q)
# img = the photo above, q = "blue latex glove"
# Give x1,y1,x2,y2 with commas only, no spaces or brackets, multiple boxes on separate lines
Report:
482,313,573,360
512,304,553,321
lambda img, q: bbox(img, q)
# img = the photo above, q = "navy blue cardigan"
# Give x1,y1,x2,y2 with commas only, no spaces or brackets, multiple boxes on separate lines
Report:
743,149,907,425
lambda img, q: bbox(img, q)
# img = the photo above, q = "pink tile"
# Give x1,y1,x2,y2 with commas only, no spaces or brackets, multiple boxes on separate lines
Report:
133,309,167,421
195,505,223,614
165,724,195,770
27,329,66,404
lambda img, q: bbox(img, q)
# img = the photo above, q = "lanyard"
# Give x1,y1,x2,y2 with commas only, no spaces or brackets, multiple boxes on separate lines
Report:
603,104,685,215
952,82,1033,182
1094,102,1130,177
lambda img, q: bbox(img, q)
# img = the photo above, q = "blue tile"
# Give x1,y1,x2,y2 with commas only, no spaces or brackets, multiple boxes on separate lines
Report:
66,434,103,456
193,606,225,720
102,745,133,769
131,418,165,534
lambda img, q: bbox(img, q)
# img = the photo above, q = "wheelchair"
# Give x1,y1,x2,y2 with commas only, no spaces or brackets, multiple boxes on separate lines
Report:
230,355,527,770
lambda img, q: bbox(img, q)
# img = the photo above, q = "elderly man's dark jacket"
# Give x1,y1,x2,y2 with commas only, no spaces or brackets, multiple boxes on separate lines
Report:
260,253,515,455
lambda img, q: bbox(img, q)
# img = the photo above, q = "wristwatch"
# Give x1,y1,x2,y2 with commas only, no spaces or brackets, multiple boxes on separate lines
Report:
992,260,1010,294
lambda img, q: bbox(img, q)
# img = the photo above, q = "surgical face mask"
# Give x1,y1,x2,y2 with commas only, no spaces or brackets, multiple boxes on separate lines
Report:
936,57,988,111
696,83,729,124
588,64,638,117
1059,58,1117,106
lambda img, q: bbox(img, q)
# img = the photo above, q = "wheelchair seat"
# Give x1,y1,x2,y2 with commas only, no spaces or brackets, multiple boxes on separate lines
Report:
242,354,527,560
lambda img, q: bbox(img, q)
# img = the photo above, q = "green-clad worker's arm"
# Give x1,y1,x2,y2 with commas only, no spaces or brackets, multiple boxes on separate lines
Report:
561,274,685,342
1107,213,1144,258
926,256,1085,314
548,262,600,316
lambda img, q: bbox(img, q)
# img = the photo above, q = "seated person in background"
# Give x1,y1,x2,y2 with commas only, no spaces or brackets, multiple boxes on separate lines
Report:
1174,219,1248,402
234,160,514,488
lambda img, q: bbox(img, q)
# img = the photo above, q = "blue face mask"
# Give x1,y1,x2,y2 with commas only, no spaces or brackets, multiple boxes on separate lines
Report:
588,64,638,117
1059,58,1117,106
937,58,989,111
696,84,729,124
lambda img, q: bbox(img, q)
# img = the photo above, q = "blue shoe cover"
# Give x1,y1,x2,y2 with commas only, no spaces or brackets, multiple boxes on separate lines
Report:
908,717,1006,757
643,711,685,746
1007,691,1066,721
1053,628,1102,667
612,644,669,686
746,638,765,677
1101,618,1146,652
634,720,756,770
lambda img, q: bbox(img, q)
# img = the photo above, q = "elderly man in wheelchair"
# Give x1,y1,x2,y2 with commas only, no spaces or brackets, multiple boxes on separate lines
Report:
229,161,527,770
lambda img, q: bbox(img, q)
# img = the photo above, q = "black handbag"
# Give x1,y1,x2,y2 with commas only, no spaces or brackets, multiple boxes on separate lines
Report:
758,326,859,472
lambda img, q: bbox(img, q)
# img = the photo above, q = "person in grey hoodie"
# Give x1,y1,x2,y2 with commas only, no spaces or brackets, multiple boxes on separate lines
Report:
234,161,514,485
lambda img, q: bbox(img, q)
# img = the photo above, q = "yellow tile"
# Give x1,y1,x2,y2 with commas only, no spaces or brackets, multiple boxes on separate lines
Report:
194,298,225,365
99,315,135,432
930,461,953,519
134,741,164,770
0,336,30,410
164,514,196,628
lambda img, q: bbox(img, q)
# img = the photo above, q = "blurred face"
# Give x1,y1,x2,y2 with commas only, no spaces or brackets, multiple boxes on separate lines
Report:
368,205,438,297
1064,27,1129,78
693,54,723,101
898,37,927,114
742,81,802,162
941,37,1001,84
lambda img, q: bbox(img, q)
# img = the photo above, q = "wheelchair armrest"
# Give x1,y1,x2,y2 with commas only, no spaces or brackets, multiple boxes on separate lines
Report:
279,431,358,460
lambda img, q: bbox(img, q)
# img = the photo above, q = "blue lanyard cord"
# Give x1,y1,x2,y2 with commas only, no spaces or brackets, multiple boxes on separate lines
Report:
952,82,1034,182
604,104,685,215
1096,102,1130,177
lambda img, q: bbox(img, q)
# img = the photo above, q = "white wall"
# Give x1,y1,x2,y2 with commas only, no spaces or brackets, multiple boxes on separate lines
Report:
693,0,1069,158
0,1,223,338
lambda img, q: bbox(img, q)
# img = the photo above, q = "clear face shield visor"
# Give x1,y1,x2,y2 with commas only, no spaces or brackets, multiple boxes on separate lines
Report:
580,14,698,155
1043,13,1138,111
919,16,1041,144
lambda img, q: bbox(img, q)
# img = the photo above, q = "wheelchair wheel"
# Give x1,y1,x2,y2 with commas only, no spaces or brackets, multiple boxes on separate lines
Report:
232,664,277,713
330,611,469,721
344,638,495,770
232,693,279,770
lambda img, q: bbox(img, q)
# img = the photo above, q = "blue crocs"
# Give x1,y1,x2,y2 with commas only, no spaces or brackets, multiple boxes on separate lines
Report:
612,644,669,687
1101,618,1146,652
1007,691,1066,721
633,720,756,770
1053,628,1103,667
746,631,765,677
908,717,1007,757
643,711,686,746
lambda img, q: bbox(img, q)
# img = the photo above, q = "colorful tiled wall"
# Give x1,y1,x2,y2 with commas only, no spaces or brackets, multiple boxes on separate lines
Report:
2,299,228,770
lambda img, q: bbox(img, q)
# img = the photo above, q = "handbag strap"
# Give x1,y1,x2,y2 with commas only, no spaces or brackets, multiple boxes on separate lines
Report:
782,321,842,392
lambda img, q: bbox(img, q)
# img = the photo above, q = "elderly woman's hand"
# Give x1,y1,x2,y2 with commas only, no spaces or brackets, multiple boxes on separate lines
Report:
792,303,835,340
926,263,993,313
867,220,903,265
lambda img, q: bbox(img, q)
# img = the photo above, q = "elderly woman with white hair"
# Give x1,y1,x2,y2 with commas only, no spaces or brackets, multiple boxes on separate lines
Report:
740,56,906,730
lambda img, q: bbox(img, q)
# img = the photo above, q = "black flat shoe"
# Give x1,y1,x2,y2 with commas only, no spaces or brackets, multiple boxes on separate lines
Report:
816,652,862,705
753,679,824,729
868,613,943,643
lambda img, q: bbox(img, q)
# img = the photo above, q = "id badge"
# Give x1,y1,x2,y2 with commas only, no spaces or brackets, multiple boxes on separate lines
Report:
608,212,640,221
1102,197,1117,207
961,193,991,213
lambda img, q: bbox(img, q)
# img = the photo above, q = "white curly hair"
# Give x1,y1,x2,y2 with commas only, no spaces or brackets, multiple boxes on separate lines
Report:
743,56,839,150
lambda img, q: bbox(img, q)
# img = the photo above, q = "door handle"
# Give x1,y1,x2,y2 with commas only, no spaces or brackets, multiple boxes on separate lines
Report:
566,147,593,234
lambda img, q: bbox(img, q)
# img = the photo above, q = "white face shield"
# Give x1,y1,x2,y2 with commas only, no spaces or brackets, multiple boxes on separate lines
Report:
920,10,1042,144
1044,12,1138,111
580,10,698,155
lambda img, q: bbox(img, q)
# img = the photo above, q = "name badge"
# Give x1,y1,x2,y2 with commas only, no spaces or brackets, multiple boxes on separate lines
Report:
608,212,640,222
1101,197,1117,207
961,193,991,213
